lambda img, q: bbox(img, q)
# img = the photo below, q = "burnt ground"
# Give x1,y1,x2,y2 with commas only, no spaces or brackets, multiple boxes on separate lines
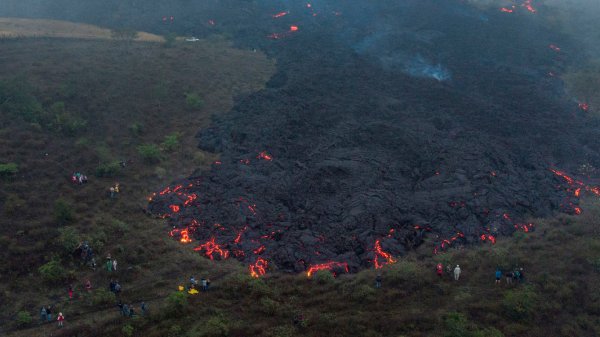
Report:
148,0,600,274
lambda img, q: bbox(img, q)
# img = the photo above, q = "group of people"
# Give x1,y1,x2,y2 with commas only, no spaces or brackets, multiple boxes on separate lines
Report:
39,306,65,328
188,276,211,292
497,267,525,284
117,301,147,318
71,172,88,185
106,255,118,272
435,263,462,281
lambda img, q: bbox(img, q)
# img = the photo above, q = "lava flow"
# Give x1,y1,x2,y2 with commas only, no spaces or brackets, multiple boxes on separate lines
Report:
249,257,268,278
193,237,230,260
373,239,396,269
306,261,349,277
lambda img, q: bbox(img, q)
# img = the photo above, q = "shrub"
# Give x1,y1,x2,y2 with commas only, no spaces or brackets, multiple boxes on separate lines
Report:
265,325,296,337
165,291,188,317
54,199,74,224
95,161,121,177
16,311,32,326
129,122,144,136
259,297,280,315
164,33,177,48
350,284,376,302
138,144,162,163
444,312,471,337
3,193,24,215
185,92,204,110
0,162,18,177
122,324,134,337
57,227,80,254
386,260,423,283
39,258,67,283
92,288,116,306
54,111,87,136
161,132,181,152
313,269,335,285
0,78,45,123
187,315,229,337
502,286,539,320
168,325,183,337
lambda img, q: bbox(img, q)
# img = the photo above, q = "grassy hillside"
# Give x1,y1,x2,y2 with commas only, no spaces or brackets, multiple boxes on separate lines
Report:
0,17,163,41
0,31,599,337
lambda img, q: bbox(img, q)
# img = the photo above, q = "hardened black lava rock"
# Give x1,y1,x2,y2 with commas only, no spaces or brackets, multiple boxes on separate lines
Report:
149,0,600,273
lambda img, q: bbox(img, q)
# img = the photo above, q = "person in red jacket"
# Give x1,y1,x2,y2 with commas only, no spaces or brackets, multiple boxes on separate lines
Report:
436,263,444,278
57,312,65,327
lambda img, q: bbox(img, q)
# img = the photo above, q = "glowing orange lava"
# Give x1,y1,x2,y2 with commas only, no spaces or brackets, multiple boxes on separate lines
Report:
373,239,396,269
306,261,349,277
193,238,229,260
249,257,268,278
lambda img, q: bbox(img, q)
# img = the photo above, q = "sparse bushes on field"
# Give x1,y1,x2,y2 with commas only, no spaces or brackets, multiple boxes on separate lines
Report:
185,92,204,110
122,323,134,337
92,288,116,306
165,291,188,317
39,257,67,283
161,132,181,152
95,161,121,177
313,269,335,285
57,226,80,254
54,199,74,224
259,297,281,315
0,78,45,123
164,33,177,48
138,144,162,163
129,122,144,136
186,315,230,337
502,286,539,320
0,162,18,177
16,310,32,326
3,193,24,215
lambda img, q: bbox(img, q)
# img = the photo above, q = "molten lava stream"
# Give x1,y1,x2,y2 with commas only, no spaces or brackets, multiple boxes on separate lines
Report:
249,257,268,278
373,239,396,269
306,261,349,278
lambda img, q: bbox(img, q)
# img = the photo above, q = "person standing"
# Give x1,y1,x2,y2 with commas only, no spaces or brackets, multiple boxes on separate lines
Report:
141,301,148,316
201,278,207,292
57,312,65,328
46,305,53,322
112,259,118,272
436,263,444,278
453,265,461,281
106,258,113,272
375,274,382,288
495,268,502,284
40,306,47,323
68,285,74,299
85,279,92,292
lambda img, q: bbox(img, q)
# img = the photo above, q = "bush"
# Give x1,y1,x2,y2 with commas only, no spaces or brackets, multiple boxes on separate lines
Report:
54,202,74,225
54,199,74,224
39,258,67,283
185,92,204,110
92,288,116,306
16,311,32,326
54,111,87,136
168,325,183,337
165,291,188,317
386,260,423,283
122,324,134,337
350,284,376,302
164,33,177,48
187,315,229,337
129,122,144,136
138,144,162,163
502,286,539,320
3,193,24,215
161,132,181,152
57,227,80,254
0,78,45,123
313,269,335,285
259,297,280,315
95,161,121,177
0,162,18,177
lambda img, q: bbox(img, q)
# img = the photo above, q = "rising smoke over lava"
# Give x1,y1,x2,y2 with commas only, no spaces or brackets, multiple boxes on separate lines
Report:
145,0,600,277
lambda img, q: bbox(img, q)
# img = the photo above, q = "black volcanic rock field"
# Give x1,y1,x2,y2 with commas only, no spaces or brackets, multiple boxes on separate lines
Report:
148,0,600,275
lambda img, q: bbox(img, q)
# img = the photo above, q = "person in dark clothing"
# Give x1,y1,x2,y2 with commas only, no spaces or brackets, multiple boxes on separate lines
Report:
141,301,148,316
117,301,124,314
110,280,116,292
206,278,211,290
46,305,53,322
129,305,135,317
40,306,47,322
375,274,382,288
122,303,129,316
517,268,525,283
495,268,502,284
505,271,513,284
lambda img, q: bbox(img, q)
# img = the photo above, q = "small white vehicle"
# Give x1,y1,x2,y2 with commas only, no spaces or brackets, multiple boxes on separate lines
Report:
185,37,200,42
